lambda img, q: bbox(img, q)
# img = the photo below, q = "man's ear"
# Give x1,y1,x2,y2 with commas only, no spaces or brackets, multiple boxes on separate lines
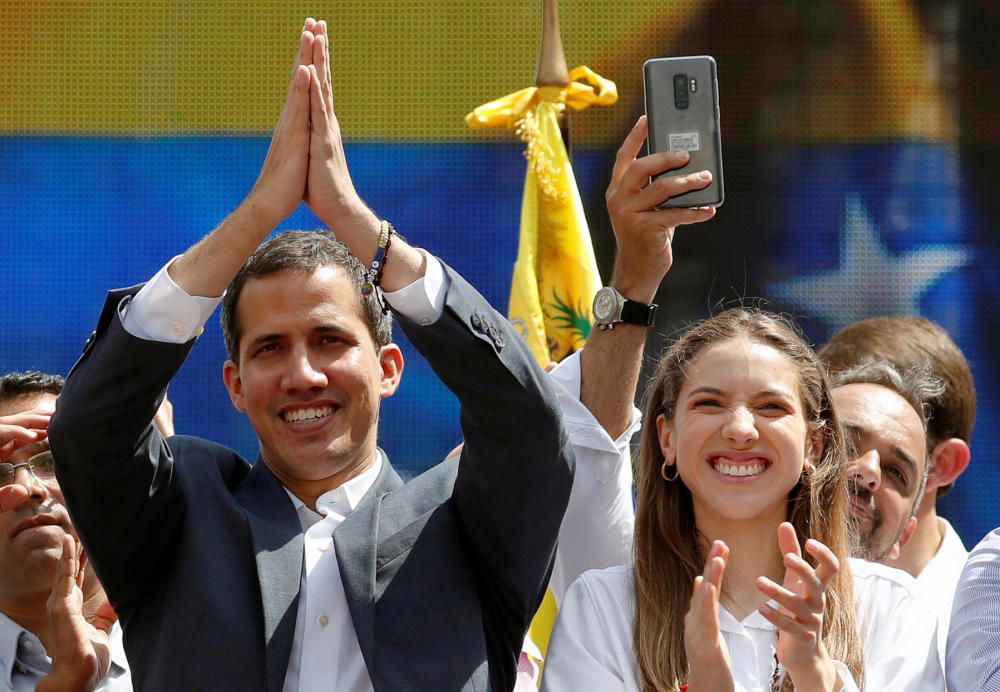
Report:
887,516,919,561
656,414,676,465
926,438,971,492
378,344,404,399
222,360,247,412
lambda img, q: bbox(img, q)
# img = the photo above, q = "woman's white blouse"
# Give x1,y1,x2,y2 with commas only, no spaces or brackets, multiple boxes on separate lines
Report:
541,559,943,692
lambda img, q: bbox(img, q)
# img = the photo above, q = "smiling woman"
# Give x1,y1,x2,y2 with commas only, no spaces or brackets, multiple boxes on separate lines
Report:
633,308,863,692
543,307,945,692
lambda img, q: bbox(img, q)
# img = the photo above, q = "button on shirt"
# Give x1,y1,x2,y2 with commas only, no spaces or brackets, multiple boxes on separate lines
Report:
0,612,131,692
281,455,384,692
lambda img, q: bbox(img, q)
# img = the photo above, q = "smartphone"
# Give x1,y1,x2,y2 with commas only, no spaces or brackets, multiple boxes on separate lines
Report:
643,56,724,207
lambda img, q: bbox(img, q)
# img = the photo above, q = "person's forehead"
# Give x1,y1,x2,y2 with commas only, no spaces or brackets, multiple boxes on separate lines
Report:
681,338,802,396
0,391,57,417
238,266,365,328
833,383,925,457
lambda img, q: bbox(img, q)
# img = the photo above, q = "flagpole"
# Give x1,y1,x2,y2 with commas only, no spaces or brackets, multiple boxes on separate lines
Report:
535,0,572,152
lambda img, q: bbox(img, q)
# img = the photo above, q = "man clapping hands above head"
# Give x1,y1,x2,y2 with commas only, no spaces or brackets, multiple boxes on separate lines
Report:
49,19,571,692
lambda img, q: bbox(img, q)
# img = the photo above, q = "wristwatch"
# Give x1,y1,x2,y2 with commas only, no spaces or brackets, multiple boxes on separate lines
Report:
592,287,658,330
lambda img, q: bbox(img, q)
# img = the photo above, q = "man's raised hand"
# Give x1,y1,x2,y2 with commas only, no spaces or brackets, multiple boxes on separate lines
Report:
605,115,716,300
245,20,316,227
303,20,381,248
37,536,115,692
0,406,52,462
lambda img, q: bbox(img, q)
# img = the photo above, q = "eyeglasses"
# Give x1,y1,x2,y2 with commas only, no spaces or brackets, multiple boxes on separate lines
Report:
0,451,56,488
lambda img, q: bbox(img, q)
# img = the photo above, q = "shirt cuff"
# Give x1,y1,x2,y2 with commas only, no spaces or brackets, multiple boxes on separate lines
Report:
120,256,224,343
549,350,642,475
382,250,448,325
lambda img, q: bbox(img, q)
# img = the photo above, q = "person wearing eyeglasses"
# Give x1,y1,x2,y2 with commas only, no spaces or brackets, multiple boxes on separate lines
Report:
0,371,131,692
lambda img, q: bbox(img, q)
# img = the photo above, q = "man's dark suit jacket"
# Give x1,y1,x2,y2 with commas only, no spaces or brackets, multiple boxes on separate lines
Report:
49,264,574,692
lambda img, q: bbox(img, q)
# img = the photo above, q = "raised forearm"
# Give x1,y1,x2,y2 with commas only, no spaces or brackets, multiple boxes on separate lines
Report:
301,20,427,292
166,199,279,298
579,260,652,439
583,114,716,439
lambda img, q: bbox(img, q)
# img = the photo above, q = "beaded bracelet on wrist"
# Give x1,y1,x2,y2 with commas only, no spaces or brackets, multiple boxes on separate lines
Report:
361,220,391,297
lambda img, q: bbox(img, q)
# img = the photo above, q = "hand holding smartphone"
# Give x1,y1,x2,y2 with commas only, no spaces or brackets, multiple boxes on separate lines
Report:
643,56,724,208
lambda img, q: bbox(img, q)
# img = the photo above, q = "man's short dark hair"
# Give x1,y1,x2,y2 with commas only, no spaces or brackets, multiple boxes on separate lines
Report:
220,231,393,362
0,371,64,407
820,316,975,496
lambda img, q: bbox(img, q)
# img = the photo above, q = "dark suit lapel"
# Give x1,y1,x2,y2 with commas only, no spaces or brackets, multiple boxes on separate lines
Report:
333,455,403,670
235,459,304,692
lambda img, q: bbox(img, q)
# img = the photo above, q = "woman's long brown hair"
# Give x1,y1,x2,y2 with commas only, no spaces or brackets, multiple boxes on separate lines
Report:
633,308,863,691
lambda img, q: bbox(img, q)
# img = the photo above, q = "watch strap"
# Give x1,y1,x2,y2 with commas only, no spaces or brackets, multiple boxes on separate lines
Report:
619,298,658,327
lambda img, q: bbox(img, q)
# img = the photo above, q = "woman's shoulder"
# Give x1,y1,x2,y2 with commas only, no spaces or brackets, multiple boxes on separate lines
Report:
570,564,634,602
562,564,636,623
545,564,641,691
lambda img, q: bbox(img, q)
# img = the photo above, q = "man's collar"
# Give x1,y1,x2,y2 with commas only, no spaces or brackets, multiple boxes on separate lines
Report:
0,611,129,688
0,610,51,686
284,451,385,529
108,621,129,676
0,612,23,688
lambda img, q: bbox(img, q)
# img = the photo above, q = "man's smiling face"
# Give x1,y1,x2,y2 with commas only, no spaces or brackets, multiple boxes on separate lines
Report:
833,383,927,561
223,266,402,495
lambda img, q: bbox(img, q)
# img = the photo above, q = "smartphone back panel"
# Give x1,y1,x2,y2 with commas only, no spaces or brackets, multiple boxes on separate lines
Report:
644,56,724,207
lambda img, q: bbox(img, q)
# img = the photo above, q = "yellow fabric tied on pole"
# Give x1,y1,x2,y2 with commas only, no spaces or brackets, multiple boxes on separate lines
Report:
466,67,616,672
466,66,617,365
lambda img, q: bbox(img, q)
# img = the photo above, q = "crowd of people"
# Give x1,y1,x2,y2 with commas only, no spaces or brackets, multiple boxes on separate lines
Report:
2,17,998,692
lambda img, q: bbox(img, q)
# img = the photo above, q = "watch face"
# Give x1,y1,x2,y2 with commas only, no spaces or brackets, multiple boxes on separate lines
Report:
593,289,617,321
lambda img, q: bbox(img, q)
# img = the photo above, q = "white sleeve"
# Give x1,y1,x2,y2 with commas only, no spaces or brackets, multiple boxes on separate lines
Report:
546,350,638,604
946,529,1000,691
381,250,448,324
541,573,633,692
121,257,222,343
122,250,449,343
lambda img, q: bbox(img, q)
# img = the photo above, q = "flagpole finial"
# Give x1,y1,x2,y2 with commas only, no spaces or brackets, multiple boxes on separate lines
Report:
535,0,570,87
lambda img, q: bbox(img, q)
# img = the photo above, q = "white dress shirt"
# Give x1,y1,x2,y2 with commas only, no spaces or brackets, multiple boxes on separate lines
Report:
281,455,384,692
912,517,968,675
0,613,130,692
541,559,944,692
946,527,1000,691
121,250,449,691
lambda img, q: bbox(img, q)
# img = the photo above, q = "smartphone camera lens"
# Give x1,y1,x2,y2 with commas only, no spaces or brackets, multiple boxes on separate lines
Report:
673,74,689,109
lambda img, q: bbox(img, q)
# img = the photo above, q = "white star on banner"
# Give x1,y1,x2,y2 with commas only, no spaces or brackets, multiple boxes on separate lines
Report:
766,193,968,329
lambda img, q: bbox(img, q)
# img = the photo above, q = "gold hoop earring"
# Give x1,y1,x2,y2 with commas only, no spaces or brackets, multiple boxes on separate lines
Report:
660,460,679,482
800,465,812,484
